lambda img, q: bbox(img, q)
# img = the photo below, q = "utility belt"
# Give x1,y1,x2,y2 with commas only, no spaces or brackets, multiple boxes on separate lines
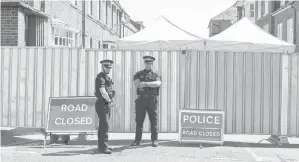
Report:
137,94,158,98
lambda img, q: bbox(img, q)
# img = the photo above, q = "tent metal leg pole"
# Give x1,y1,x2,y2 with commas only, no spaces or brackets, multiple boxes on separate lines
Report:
44,133,47,149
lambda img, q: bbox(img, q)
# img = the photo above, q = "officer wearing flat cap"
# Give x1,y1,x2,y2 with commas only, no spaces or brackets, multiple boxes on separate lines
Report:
131,56,162,147
94,59,115,154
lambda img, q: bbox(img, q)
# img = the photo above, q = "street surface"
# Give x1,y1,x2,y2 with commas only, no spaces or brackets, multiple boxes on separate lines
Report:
1,133,299,162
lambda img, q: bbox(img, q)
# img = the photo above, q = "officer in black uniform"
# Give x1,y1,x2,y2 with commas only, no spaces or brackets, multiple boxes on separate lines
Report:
94,59,115,154
131,56,162,147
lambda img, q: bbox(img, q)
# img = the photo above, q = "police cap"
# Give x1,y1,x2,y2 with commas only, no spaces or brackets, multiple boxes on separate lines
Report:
143,56,155,63
100,59,113,68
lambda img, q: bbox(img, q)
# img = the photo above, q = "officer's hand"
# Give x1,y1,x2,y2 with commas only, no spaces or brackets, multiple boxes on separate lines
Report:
105,102,112,113
107,101,114,108
139,82,146,88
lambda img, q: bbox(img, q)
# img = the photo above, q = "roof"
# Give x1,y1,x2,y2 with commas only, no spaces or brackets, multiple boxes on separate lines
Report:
233,0,246,7
208,1,237,27
208,0,247,27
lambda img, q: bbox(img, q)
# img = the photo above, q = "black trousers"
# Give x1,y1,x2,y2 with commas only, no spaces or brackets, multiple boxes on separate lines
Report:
134,95,158,141
95,99,110,149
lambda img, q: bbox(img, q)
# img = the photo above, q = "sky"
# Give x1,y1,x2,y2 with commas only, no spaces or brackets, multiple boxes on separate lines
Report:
119,0,238,38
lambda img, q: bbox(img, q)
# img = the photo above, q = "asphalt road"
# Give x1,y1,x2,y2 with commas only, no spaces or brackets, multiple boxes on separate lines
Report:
1,140,299,162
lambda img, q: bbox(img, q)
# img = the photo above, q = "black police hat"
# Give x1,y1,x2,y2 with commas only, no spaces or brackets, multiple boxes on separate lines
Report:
100,59,113,68
143,56,155,62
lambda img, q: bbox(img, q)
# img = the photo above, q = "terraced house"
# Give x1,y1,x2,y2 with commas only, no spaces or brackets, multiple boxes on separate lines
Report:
208,0,255,37
255,0,299,52
1,0,144,49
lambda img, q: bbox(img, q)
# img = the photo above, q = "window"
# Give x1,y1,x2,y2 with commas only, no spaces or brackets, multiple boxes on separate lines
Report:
250,11,254,17
261,1,265,16
122,25,124,38
90,0,93,15
52,27,77,47
112,5,116,29
287,18,294,44
237,6,243,20
116,9,119,33
118,11,122,35
250,4,254,10
103,44,108,49
249,4,254,17
257,1,261,18
277,22,283,40
40,0,45,12
25,16,28,45
281,0,285,6
106,1,109,25
75,0,77,5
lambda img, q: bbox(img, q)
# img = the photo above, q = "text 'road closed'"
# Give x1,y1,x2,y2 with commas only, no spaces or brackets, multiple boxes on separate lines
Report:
54,117,92,125
181,128,222,141
47,97,97,132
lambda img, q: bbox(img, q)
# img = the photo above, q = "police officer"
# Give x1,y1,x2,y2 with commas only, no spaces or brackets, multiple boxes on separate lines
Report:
94,59,115,154
131,56,162,147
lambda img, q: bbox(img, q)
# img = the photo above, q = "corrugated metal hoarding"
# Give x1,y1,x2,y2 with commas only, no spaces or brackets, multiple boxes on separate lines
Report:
0,47,298,136
288,54,299,136
183,51,283,135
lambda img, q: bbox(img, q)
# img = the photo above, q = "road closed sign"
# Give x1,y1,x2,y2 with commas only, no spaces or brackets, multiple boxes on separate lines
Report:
179,109,225,145
46,97,98,133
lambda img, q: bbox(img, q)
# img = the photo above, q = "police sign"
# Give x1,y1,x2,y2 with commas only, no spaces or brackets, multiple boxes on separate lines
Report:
179,109,225,145
46,97,98,133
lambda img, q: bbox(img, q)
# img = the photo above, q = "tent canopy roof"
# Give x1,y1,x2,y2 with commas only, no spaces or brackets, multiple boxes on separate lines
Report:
208,17,295,53
117,16,207,50
119,16,204,42
118,16,295,53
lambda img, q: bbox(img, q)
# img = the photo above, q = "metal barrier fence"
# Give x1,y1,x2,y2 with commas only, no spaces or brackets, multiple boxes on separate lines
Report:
0,47,298,136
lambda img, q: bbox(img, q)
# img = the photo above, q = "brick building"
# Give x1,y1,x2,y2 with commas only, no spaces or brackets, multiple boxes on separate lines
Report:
1,0,144,49
208,0,255,37
255,0,299,52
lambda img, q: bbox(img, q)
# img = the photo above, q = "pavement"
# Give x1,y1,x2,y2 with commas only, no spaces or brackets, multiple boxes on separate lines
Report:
1,127,299,162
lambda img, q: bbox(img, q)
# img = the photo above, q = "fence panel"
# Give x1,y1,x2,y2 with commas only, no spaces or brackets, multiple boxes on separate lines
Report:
183,51,283,134
1,47,297,136
288,54,299,136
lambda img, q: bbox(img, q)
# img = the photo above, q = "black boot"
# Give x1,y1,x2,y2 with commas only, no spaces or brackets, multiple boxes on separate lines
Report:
130,141,140,146
97,148,112,154
152,140,158,147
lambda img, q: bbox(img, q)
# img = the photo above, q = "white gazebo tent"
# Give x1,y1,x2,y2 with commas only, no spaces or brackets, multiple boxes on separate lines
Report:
117,16,206,50
206,17,296,53
204,17,296,138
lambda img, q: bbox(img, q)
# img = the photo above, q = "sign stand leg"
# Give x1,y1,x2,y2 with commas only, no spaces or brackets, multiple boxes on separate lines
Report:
199,143,203,149
43,133,47,149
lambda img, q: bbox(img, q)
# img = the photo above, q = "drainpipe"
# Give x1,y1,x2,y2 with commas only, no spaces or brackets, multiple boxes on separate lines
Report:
82,0,86,49
291,3,296,45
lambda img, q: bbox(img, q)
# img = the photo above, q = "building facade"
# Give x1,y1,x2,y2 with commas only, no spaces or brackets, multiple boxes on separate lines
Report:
208,0,255,37
255,0,299,52
1,0,144,49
